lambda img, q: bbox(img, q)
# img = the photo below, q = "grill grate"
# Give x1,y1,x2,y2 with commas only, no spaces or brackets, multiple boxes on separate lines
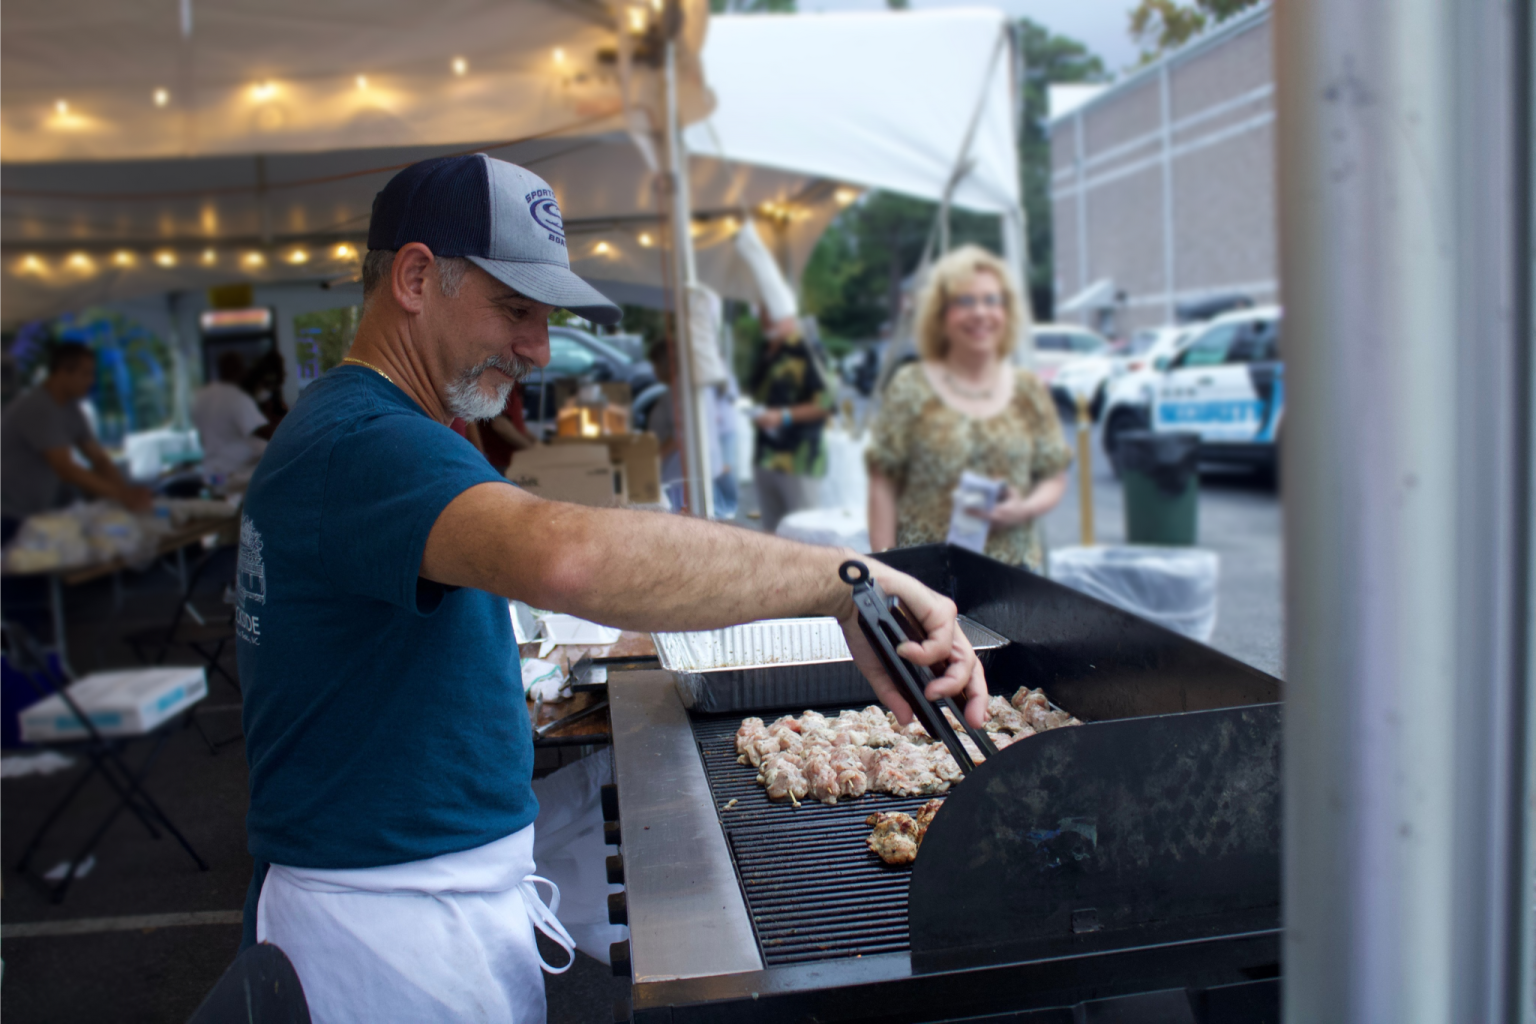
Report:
692,709,938,966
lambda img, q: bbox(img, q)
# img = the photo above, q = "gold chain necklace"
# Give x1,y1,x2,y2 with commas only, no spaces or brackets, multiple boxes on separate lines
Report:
340,356,394,385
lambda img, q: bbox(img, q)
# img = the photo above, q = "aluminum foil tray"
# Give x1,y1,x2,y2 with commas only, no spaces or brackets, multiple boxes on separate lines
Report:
655,615,1009,714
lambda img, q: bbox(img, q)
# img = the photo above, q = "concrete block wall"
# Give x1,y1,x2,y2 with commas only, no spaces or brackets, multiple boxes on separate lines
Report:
1049,6,1278,336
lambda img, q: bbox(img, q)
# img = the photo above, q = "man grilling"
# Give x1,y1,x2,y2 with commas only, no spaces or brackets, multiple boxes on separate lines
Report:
236,154,988,1024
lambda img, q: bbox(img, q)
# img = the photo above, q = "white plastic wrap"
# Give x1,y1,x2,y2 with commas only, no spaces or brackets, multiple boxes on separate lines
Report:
1048,545,1219,642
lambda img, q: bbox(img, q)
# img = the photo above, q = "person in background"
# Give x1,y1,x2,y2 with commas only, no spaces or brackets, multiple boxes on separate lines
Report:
242,349,289,435
712,377,740,520
192,352,271,486
748,313,832,534
0,343,153,543
644,385,684,511
866,245,1071,571
464,381,536,474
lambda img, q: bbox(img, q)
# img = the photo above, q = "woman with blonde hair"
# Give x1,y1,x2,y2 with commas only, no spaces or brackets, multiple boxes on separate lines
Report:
865,244,1071,570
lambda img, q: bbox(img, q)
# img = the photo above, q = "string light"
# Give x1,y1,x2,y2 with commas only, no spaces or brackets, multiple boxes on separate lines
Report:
594,241,612,255
626,7,647,33
355,75,369,91
112,250,137,267
153,88,170,108
154,250,177,267
242,251,266,268
65,252,95,273
201,248,218,265
834,187,859,207
451,57,468,76
333,243,357,260
250,81,277,102
18,254,46,274
287,249,310,264
54,99,69,115
553,47,566,63
637,232,654,248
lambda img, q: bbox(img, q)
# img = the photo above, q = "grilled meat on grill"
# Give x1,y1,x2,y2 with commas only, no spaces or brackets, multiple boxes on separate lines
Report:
741,687,1076,805
865,811,920,865
865,799,946,865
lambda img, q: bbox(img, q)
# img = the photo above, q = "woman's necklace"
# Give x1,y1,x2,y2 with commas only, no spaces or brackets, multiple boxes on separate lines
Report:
340,356,394,385
943,366,999,401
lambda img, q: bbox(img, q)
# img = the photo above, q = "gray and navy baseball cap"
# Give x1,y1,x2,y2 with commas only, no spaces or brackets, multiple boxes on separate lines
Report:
367,154,621,325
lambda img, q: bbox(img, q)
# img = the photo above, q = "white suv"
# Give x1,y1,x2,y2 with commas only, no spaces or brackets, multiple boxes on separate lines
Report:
1102,308,1283,474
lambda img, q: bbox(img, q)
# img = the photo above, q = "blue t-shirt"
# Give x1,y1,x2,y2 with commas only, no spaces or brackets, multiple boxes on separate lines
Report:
236,366,535,895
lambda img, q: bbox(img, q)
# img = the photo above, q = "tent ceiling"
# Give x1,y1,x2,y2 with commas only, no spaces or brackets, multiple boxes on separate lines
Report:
1,0,710,163
1,7,1018,327
0,135,838,324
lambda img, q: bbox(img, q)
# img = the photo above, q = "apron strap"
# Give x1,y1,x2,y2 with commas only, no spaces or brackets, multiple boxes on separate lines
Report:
519,875,576,974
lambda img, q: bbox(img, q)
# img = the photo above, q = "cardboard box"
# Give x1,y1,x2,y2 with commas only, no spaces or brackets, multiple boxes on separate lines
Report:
20,666,207,742
507,443,621,507
553,432,662,506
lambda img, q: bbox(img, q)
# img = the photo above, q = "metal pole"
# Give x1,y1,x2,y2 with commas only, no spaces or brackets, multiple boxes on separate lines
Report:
1075,394,1094,546
663,33,711,518
1276,1,1530,1021
1158,64,1176,326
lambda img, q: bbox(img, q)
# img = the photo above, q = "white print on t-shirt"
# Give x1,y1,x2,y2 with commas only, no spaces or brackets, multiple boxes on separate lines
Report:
237,514,267,645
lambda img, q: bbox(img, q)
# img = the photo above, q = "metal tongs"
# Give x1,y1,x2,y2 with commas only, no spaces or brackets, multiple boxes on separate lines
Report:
840,560,998,774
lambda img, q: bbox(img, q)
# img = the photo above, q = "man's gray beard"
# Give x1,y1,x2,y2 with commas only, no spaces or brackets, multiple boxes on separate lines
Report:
445,354,534,421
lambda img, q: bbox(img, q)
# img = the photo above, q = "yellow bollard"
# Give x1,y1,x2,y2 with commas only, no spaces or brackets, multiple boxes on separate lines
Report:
1075,394,1095,546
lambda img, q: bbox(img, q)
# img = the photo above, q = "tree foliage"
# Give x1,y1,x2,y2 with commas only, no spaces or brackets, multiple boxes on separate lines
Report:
800,193,1001,343
1128,0,1263,62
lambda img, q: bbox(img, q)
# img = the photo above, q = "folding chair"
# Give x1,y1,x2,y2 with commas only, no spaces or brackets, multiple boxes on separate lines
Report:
3,622,209,903
122,542,241,753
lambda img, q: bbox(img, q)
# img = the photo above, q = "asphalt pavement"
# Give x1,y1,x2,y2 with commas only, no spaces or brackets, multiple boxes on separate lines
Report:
1038,421,1285,678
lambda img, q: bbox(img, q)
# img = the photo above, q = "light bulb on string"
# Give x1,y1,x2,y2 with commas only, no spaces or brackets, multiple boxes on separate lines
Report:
451,57,468,76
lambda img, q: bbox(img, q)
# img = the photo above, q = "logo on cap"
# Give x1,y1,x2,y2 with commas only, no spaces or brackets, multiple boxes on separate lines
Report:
526,189,565,246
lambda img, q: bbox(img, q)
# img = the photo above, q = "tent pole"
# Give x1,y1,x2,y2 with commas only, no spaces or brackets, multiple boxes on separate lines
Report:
663,32,712,518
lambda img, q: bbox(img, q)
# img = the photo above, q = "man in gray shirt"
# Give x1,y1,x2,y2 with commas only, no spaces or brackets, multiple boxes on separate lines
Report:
1,343,152,543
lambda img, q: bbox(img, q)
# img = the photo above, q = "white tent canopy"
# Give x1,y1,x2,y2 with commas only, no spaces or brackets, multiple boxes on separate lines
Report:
2,7,1024,329
687,10,1020,217
1,0,709,163
0,0,714,326
683,9,1027,294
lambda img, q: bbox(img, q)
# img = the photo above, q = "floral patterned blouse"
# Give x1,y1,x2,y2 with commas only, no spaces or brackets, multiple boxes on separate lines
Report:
865,363,1072,571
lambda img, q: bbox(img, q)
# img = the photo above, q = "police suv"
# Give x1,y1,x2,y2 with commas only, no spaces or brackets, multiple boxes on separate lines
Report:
1102,306,1283,475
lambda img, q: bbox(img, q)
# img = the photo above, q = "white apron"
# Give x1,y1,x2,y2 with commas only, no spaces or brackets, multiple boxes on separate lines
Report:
256,823,574,1024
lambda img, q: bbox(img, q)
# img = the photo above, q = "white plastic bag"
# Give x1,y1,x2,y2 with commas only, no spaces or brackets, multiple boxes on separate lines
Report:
1048,545,1219,642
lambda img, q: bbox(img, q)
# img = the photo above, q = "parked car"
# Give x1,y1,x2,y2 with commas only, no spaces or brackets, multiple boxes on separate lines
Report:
1101,308,1283,475
1040,324,1119,420
524,326,658,428
1031,324,1111,385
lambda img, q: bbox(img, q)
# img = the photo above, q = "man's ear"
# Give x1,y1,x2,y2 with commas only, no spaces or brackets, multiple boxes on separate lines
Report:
391,243,436,314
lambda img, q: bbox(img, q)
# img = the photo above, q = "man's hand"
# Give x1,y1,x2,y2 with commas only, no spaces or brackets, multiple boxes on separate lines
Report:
834,555,989,729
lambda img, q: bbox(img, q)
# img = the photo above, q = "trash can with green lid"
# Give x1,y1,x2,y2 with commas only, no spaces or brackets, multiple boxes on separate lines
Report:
1116,431,1200,545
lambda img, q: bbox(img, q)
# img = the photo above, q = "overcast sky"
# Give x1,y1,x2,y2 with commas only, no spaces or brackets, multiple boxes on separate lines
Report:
793,0,1142,74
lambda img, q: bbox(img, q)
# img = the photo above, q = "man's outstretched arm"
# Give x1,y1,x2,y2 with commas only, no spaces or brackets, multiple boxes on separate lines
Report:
420,482,989,727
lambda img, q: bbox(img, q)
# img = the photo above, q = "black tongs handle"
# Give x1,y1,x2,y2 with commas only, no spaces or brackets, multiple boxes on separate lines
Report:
839,560,997,774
